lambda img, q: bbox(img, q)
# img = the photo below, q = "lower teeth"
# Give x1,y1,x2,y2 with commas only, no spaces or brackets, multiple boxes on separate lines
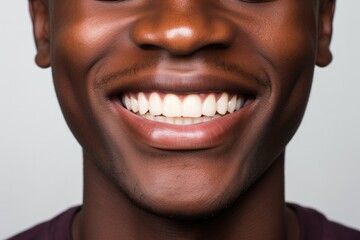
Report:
137,113,222,125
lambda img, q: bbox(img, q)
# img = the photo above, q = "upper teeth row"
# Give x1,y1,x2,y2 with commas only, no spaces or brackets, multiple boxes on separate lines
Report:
121,92,245,118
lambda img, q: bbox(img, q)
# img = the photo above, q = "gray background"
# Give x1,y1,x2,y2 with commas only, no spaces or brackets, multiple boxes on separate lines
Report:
1,1,359,239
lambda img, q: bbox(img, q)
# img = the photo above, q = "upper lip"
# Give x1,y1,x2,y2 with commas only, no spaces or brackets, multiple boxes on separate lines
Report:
95,63,270,99
95,61,267,150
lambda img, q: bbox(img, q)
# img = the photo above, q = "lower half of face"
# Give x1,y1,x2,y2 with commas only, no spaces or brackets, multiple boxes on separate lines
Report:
50,0,318,218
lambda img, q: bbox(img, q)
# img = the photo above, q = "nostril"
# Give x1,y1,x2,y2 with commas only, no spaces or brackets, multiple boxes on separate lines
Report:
140,44,162,51
203,43,229,51
139,42,231,56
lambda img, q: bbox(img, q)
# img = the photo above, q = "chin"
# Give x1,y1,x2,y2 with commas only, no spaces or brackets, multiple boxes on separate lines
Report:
112,163,256,220
128,188,240,220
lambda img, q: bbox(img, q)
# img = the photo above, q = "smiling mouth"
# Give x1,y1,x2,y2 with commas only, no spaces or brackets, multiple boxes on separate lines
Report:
112,91,250,125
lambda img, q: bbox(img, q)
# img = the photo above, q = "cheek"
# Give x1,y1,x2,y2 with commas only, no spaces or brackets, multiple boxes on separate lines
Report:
267,24,316,134
236,4,318,162
49,14,127,158
52,18,123,76
265,24,316,126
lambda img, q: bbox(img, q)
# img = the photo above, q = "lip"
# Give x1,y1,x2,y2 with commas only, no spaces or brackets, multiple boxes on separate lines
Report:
98,69,267,98
111,95,255,150
100,69,265,150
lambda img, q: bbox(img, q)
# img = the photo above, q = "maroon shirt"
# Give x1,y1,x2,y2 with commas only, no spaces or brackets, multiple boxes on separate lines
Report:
7,204,360,240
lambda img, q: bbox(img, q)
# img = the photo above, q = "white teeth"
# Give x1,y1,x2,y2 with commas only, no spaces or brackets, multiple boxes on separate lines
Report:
183,117,193,125
137,113,224,125
124,95,131,110
193,118,202,124
174,117,183,125
144,114,154,121
154,116,165,123
138,92,149,115
165,117,175,124
182,95,202,117
130,95,139,113
236,98,244,111
121,92,247,125
163,94,182,117
228,95,237,113
149,92,162,115
202,94,217,117
217,93,228,115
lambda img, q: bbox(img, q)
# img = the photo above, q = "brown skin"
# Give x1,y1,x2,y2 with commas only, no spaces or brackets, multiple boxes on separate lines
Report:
29,0,335,239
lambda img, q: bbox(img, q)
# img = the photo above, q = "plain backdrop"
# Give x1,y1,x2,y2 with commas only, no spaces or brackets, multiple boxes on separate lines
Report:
1,1,359,239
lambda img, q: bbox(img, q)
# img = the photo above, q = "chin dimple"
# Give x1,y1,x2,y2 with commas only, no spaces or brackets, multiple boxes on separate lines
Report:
115,91,246,125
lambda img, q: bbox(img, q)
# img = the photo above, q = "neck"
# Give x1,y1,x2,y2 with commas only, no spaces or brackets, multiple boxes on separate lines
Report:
72,152,299,240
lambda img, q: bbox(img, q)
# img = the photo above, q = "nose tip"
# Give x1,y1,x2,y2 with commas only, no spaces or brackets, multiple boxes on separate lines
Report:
165,27,193,41
131,9,236,56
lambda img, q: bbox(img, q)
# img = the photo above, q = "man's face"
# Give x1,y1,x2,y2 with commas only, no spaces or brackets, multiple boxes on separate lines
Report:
31,0,333,218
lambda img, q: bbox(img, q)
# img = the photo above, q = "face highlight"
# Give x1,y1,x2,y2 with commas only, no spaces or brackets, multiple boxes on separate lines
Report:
31,0,334,219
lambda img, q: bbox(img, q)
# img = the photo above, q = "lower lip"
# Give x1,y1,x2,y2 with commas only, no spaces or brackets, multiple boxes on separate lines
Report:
112,102,251,150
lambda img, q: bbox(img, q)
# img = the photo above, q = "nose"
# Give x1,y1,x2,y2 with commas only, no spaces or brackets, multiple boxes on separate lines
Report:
131,1,236,56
